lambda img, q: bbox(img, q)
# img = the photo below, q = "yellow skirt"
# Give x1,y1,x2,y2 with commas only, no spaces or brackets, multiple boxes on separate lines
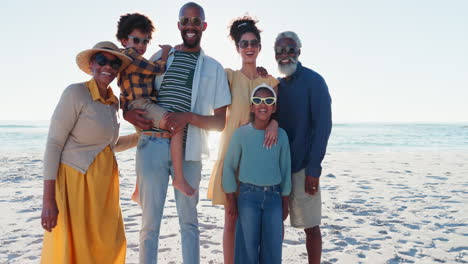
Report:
41,146,126,264
207,158,227,205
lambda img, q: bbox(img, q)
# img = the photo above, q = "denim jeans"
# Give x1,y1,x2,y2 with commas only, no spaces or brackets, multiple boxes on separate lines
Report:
136,134,201,264
234,183,283,264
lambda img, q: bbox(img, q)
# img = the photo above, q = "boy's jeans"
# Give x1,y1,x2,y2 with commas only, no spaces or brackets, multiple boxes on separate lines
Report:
235,182,283,264
136,135,201,264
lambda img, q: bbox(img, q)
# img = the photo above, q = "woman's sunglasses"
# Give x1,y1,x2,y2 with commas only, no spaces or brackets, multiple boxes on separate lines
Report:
179,16,203,27
129,35,150,45
94,53,122,70
275,45,298,55
251,97,276,105
238,40,260,49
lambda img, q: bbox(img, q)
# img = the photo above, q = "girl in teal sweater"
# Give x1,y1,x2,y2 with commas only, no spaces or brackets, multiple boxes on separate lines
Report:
223,84,291,264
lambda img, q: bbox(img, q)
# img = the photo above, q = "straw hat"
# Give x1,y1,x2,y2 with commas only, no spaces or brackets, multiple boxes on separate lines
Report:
76,41,132,75
251,83,277,99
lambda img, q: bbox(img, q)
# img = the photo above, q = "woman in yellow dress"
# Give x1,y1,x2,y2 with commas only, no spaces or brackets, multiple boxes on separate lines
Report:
207,17,280,264
40,41,138,263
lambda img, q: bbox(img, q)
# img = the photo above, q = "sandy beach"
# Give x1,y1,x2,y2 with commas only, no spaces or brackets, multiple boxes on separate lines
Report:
1,149,467,263
2,0,467,261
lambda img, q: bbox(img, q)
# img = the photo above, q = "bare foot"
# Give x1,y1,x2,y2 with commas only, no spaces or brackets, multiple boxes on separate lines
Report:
131,187,141,206
173,178,196,197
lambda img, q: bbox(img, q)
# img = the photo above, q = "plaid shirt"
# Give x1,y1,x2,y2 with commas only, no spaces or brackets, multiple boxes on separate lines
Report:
118,48,166,110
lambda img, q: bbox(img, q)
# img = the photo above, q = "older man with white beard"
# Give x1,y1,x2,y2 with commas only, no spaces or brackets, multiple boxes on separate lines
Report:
274,31,332,264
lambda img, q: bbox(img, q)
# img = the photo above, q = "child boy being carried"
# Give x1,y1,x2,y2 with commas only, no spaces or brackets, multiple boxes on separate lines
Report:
117,13,195,198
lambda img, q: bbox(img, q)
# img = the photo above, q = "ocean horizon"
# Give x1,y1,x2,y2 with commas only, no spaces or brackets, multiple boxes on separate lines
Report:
1,120,467,154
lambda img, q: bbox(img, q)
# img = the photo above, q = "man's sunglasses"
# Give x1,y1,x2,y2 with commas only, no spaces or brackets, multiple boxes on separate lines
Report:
251,97,276,105
238,40,260,49
94,53,122,70
129,35,150,45
179,16,203,27
275,45,298,55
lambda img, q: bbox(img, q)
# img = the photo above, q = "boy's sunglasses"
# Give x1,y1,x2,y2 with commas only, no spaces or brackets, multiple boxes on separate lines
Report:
275,45,298,55
251,97,276,105
179,16,203,27
94,53,122,70
238,40,260,49
129,35,150,45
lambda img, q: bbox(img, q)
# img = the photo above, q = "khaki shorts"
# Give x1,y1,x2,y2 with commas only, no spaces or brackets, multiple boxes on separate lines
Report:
128,98,167,126
289,169,322,229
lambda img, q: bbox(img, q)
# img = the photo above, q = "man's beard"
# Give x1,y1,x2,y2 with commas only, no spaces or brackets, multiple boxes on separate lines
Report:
277,56,298,77
181,30,201,49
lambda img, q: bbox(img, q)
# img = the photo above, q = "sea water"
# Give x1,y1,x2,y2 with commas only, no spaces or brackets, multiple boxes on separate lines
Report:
1,120,467,154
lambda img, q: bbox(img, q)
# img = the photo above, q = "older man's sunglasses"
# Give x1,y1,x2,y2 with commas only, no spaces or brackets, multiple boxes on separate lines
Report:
251,97,276,105
94,53,122,70
238,40,260,49
129,35,150,45
179,16,203,27
275,45,298,55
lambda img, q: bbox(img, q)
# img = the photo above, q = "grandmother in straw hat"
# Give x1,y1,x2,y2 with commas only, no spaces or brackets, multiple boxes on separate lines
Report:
40,41,138,263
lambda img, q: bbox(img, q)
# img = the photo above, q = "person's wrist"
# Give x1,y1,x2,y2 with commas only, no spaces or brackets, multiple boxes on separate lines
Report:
186,112,194,124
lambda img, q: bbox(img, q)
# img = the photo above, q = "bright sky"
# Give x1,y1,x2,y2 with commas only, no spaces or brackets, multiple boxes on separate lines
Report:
2,0,467,122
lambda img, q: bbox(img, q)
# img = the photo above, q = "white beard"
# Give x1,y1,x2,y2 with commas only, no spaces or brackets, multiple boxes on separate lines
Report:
277,57,298,77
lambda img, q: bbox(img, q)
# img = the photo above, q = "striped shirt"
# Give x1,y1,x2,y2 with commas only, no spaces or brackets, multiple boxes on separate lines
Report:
153,51,200,143
150,47,231,161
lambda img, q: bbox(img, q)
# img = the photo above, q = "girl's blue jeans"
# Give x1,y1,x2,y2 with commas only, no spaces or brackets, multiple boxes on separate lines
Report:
234,182,283,264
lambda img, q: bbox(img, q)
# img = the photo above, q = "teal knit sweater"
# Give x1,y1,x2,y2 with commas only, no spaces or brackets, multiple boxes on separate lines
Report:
222,123,292,196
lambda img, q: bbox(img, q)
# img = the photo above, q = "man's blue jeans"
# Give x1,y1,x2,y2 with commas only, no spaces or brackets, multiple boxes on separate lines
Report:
234,183,283,264
136,135,201,264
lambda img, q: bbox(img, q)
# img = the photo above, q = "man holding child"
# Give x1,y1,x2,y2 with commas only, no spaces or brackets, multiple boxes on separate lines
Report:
124,2,230,264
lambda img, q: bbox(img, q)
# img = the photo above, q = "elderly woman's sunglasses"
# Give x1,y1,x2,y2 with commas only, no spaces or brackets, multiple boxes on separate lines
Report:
179,16,203,27
275,45,298,55
94,53,122,70
251,97,276,105
129,35,150,45
238,40,260,49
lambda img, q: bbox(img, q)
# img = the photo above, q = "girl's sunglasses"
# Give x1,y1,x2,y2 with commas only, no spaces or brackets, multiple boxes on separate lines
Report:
129,35,150,45
238,40,260,49
251,97,276,105
275,45,298,55
94,53,122,70
179,16,203,27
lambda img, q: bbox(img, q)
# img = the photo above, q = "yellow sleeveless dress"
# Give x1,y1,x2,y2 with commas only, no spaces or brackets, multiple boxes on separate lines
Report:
207,69,279,205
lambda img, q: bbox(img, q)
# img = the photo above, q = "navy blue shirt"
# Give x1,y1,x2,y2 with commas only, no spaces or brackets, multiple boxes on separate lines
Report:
276,62,332,177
